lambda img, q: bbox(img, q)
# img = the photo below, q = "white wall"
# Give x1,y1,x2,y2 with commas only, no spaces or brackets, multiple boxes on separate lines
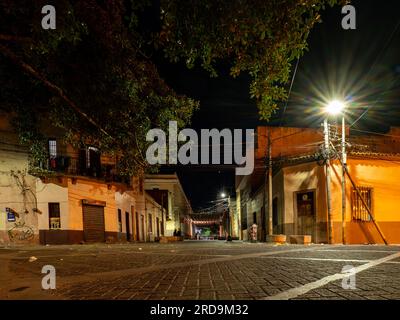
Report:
0,147,39,241
36,180,69,230
115,191,136,234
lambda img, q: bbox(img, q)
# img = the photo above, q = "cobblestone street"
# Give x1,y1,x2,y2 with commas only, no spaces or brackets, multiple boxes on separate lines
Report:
1,241,400,300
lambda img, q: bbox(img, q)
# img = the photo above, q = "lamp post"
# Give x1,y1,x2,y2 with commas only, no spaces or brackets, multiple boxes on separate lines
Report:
220,192,232,241
324,100,346,244
341,113,347,244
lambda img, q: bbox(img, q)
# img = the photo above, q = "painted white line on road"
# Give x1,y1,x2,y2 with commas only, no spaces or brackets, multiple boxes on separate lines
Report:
262,251,400,300
260,256,371,263
316,249,400,254
260,255,400,265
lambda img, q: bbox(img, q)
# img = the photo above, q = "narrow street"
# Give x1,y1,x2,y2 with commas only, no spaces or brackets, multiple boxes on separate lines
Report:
1,242,400,300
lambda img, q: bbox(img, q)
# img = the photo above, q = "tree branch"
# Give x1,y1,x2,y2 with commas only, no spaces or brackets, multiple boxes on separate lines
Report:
0,44,112,139
0,34,31,42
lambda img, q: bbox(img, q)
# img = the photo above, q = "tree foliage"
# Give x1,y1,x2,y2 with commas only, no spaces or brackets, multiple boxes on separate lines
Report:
0,0,342,174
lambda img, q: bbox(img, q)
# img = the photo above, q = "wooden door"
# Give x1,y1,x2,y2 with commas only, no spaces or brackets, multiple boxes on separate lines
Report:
296,191,315,238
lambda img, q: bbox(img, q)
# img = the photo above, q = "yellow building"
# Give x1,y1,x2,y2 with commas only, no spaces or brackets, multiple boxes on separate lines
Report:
0,112,165,245
236,126,400,244
144,174,193,238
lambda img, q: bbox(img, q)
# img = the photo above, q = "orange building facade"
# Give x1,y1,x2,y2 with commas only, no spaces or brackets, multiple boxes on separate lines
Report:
0,112,167,245
236,126,400,244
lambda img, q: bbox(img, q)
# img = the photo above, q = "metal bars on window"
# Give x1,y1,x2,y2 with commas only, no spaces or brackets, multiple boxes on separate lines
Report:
351,186,372,221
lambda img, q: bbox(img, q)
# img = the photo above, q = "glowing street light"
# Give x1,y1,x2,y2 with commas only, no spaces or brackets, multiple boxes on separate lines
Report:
220,192,226,198
325,100,345,115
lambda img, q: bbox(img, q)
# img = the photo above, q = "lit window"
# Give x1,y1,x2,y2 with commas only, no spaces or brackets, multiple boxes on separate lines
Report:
48,139,57,159
48,203,61,229
351,187,373,221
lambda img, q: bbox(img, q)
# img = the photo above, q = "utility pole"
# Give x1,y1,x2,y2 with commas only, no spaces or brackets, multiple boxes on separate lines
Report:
324,119,333,244
262,133,267,241
268,132,273,236
227,196,232,241
341,116,347,244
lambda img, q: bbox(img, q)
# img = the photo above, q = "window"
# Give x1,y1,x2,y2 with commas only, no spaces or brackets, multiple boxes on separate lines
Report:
48,203,61,229
86,146,99,168
48,139,57,159
118,209,122,232
253,212,257,225
351,186,373,221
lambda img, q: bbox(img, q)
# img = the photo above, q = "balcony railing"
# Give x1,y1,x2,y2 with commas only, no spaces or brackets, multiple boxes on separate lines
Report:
31,156,132,186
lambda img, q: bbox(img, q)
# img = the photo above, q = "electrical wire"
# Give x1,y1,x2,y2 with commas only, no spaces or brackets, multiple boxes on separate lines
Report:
279,57,300,127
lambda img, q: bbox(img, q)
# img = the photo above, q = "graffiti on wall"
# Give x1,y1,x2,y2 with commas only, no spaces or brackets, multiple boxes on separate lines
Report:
5,171,39,242
8,220,34,242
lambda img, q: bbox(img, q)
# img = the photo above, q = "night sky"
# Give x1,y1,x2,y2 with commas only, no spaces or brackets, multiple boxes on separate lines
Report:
157,0,400,210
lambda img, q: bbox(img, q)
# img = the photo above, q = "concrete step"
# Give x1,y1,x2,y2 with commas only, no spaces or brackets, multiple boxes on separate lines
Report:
289,235,312,245
266,234,287,244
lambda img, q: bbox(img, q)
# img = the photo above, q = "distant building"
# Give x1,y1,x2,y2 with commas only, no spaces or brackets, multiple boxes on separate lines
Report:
144,174,193,238
236,126,400,244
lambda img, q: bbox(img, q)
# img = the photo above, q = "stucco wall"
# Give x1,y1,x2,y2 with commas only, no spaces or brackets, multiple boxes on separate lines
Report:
67,178,118,232
0,144,39,244
282,162,328,243
279,158,400,244
36,179,69,231
330,158,400,244
115,190,136,235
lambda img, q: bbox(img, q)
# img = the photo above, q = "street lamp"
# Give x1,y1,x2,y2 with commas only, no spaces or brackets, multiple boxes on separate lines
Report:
219,191,232,241
325,100,345,115
324,99,347,244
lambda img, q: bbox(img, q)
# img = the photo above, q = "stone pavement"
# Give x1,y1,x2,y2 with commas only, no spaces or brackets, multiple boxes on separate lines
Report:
0,241,399,300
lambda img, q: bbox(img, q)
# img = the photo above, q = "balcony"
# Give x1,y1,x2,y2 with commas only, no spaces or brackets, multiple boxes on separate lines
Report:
30,156,132,186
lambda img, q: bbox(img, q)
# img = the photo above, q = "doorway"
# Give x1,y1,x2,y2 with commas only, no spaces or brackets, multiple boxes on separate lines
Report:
273,197,279,234
135,211,140,241
296,191,316,239
156,217,160,238
140,214,145,242
82,204,105,242
125,211,131,241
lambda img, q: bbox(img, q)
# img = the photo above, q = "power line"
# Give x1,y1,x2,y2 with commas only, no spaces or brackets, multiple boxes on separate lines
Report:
279,57,300,127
